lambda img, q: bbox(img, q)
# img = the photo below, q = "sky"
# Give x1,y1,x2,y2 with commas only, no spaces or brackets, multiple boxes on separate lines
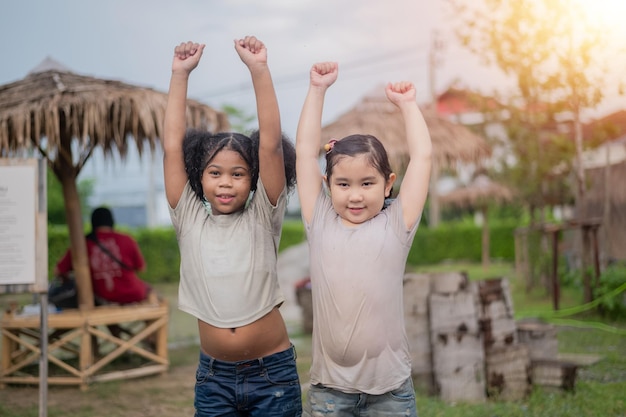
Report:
0,0,502,139
1,0,624,145
0,0,626,149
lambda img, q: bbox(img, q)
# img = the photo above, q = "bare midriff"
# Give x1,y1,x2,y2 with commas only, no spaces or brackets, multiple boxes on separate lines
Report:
197,307,291,362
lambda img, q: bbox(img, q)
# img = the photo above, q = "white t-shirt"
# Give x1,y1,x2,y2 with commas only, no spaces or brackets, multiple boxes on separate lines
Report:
169,180,287,328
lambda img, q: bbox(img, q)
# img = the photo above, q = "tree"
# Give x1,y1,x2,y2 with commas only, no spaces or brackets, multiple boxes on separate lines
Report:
47,167,94,225
448,0,609,301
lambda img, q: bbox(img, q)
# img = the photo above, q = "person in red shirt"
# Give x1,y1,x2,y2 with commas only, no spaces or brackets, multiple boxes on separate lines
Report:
54,207,150,305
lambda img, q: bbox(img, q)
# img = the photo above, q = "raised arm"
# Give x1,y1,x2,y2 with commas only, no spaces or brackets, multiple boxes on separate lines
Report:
163,41,205,208
234,36,284,204
385,82,433,229
296,62,338,224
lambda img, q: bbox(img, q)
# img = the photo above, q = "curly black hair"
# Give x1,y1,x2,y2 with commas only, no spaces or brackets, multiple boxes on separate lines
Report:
183,129,297,203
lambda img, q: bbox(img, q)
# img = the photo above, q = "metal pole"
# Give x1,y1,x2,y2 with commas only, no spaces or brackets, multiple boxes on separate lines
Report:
39,292,49,417
38,157,48,417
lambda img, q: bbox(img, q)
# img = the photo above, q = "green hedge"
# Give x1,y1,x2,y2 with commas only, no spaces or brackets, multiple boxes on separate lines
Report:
408,221,517,265
47,220,516,284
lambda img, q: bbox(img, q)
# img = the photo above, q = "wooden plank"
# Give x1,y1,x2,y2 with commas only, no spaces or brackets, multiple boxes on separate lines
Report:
517,320,558,360
430,272,469,294
91,364,168,383
403,273,431,316
432,332,484,375
485,345,531,401
435,362,486,403
531,360,577,390
481,317,518,350
481,299,514,320
429,292,480,335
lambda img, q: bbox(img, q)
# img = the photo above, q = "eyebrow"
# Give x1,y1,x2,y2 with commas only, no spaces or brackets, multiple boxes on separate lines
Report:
206,164,249,171
333,175,378,182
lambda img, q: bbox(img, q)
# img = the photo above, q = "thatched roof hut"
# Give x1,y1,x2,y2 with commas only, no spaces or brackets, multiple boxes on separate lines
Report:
0,58,229,308
0,57,228,159
439,174,514,268
438,175,514,208
321,87,491,173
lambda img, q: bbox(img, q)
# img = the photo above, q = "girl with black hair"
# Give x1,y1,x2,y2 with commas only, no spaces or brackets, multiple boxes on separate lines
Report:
163,37,300,417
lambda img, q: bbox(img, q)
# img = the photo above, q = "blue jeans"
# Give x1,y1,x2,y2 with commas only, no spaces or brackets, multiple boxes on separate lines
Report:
194,345,302,417
303,378,417,417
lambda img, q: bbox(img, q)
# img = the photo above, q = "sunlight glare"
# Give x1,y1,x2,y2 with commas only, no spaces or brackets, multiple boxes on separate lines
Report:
573,0,626,37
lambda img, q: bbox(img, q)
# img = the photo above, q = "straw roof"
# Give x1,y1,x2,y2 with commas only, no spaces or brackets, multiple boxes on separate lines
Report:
438,174,514,208
0,57,229,164
321,87,491,171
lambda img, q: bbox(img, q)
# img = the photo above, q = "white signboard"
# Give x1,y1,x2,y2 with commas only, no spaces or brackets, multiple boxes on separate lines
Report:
0,158,47,289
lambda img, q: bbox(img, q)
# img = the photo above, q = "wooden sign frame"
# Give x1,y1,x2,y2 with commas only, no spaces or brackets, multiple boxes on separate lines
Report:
0,158,47,294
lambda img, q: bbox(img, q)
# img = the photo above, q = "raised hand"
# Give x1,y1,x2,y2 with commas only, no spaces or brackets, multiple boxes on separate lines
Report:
310,62,338,88
385,81,416,107
172,41,205,75
234,35,268,68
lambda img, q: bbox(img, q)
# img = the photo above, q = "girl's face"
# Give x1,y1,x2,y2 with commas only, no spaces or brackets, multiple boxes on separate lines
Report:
326,154,395,227
201,149,252,215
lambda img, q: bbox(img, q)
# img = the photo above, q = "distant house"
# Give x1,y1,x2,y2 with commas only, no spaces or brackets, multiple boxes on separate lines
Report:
436,87,514,174
579,112,626,262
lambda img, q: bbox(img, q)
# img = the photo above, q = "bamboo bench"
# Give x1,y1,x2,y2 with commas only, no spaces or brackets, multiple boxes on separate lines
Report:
0,298,169,390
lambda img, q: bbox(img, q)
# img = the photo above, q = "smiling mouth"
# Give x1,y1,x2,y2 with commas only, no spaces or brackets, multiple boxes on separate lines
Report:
217,195,235,204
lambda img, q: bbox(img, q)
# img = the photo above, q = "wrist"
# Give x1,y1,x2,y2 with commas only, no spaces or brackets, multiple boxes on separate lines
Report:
247,62,270,77
170,69,191,79
309,84,330,94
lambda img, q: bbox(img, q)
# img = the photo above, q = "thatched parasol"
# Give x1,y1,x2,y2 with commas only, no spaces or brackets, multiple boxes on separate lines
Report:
0,57,229,309
321,87,491,172
438,174,514,268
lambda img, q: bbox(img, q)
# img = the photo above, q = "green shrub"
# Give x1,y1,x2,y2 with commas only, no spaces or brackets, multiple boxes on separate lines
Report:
279,220,307,252
408,221,517,265
595,265,626,319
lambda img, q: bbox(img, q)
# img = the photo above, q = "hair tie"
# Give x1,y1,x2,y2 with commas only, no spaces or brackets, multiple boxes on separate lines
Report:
324,139,338,154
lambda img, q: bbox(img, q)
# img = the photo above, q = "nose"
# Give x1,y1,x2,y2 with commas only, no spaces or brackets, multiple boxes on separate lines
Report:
219,176,232,187
348,190,363,202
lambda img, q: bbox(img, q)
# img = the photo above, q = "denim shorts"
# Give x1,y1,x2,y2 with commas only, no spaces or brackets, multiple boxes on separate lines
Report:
194,344,302,417
303,377,417,417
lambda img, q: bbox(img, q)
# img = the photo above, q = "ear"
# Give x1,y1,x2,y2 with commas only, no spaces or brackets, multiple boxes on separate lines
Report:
323,175,329,190
385,173,397,198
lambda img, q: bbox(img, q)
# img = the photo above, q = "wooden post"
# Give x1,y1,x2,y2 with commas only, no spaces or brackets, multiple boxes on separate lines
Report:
551,228,560,311
591,225,601,287
481,205,490,270
543,225,561,311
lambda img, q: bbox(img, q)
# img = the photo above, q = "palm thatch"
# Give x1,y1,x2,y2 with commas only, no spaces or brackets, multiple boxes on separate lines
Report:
439,174,514,268
0,57,228,165
321,87,491,172
0,58,230,309
438,175,514,208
